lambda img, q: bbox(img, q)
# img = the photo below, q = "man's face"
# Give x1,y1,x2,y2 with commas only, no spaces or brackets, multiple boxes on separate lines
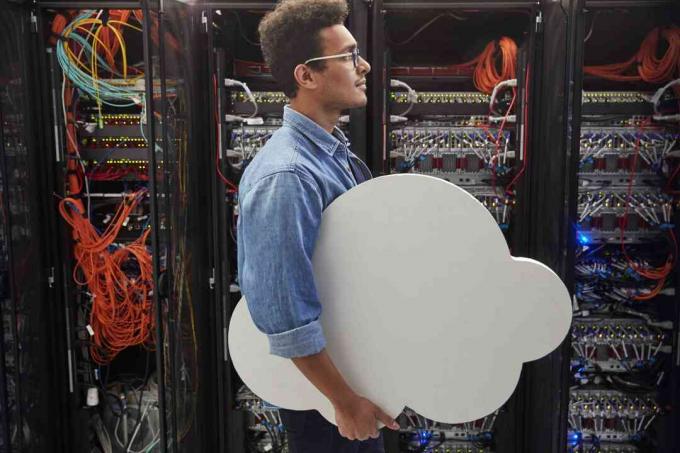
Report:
311,25,371,110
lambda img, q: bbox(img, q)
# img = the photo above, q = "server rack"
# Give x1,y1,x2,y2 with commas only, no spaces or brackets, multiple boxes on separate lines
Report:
368,1,563,452
203,2,373,452
0,0,221,451
0,1,70,451
563,1,680,453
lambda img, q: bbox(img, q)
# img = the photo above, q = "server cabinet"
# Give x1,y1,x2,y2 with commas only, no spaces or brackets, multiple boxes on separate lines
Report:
0,1,219,451
0,1,70,451
369,1,551,452
562,1,680,453
203,1,373,452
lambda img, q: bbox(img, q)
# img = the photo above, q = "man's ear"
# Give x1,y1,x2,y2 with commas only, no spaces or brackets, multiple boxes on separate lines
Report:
293,64,319,91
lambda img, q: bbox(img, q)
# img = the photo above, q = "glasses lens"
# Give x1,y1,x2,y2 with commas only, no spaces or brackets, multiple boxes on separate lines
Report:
353,48,359,68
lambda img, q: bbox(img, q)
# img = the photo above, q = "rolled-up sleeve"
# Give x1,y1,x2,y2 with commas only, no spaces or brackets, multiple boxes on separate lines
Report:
237,170,326,358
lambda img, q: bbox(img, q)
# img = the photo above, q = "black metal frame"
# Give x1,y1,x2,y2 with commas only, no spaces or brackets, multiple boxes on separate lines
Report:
202,1,276,8
382,2,538,9
0,1,73,451
139,1,171,450
348,0,370,162
584,0,675,7
520,1,581,451
207,15,246,451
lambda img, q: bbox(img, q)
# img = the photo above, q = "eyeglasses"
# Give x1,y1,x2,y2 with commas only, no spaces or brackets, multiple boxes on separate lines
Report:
304,48,360,69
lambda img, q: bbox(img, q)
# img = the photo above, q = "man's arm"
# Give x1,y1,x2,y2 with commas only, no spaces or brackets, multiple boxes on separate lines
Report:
238,171,398,440
292,349,400,441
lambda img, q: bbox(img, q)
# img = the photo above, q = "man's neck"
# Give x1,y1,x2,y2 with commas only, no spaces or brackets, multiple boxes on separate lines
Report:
289,98,340,134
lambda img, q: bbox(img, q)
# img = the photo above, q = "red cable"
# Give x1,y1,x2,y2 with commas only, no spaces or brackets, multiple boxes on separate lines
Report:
505,64,531,194
619,120,676,296
490,90,516,195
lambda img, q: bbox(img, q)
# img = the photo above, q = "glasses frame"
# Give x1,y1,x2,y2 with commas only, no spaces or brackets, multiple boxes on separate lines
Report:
304,48,360,68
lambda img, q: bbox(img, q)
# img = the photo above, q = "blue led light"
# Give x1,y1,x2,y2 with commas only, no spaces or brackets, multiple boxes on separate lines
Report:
416,430,433,447
568,431,582,444
577,232,590,245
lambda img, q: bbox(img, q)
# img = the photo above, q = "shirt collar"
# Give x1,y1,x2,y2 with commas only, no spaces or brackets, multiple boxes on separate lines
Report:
283,105,345,156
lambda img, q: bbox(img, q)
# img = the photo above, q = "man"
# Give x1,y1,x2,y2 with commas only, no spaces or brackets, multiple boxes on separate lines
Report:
237,0,400,451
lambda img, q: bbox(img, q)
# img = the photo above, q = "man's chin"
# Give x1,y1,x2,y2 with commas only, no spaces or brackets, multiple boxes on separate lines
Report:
348,95,368,109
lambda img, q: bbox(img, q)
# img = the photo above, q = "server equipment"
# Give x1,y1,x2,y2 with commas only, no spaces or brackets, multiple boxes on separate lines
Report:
206,2,372,451
2,1,680,453
567,2,680,452
1,1,220,452
368,1,542,452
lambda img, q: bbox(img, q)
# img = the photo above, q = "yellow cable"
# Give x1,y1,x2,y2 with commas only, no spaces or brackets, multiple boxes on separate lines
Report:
106,24,127,79
73,25,116,65
63,13,145,105
92,25,103,116
108,20,143,33
74,18,103,27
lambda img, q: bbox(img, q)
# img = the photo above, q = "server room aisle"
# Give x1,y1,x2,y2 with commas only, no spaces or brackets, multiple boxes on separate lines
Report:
1,1,680,453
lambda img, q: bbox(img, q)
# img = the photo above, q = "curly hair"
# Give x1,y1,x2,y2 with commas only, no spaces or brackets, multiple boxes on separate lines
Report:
258,0,349,98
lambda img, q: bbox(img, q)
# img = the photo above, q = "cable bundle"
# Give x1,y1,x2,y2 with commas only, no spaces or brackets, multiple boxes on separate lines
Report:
390,37,519,94
619,121,678,301
59,191,155,364
86,163,149,181
53,9,144,111
473,37,518,94
585,26,680,83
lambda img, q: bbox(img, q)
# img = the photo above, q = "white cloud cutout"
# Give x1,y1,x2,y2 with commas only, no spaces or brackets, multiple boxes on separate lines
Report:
229,174,572,425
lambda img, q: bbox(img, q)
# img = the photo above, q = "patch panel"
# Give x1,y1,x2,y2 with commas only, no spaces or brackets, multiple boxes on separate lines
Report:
230,91,288,116
391,92,490,106
390,124,515,188
568,442,638,453
576,189,676,245
399,407,498,439
582,92,650,105
577,189,675,229
232,91,288,105
400,436,492,453
581,91,654,115
228,123,280,164
571,318,670,373
575,250,669,283
579,127,677,172
568,389,659,443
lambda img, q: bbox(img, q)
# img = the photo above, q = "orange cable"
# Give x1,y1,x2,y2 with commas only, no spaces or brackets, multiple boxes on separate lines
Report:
59,192,155,364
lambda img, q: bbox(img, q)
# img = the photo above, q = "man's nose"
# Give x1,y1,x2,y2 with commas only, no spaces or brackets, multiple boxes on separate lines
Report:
357,55,371,75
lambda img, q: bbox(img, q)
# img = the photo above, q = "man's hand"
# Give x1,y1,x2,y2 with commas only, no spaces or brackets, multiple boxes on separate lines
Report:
334,394,400,441
290,349,400,440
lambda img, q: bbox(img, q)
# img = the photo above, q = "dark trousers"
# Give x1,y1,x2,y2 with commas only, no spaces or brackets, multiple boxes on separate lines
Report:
280,409,385,453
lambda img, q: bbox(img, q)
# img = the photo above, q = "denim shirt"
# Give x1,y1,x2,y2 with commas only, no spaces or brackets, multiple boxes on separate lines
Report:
237,106,372,358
